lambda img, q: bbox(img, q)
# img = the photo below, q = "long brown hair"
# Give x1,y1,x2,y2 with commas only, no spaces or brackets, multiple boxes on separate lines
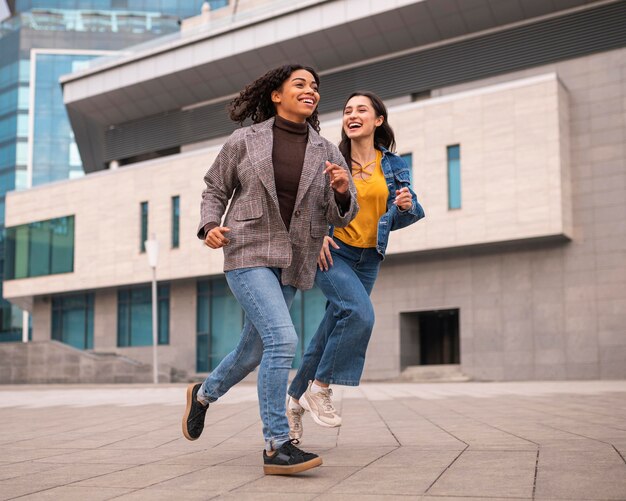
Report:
228,64,321,132
338,91,396,166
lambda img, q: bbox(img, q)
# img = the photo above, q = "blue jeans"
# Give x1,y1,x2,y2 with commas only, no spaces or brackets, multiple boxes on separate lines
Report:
200,267,297,450
288,240,381,399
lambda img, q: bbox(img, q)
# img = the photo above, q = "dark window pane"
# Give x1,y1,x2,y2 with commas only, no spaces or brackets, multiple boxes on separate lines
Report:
50,216,74,274
172,195,180,248
29,221,51,277
118,283,169,347
50,293,94,350
140,201,148,252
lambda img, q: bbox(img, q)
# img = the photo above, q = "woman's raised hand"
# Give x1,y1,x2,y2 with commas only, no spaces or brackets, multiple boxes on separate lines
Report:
324,161,349,194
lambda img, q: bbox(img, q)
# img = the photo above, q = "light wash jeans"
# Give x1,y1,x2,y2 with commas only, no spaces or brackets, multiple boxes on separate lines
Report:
288,240,381,400
199,267,297,450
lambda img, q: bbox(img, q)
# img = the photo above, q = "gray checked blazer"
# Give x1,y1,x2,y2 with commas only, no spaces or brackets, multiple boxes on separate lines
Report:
197,117,358,290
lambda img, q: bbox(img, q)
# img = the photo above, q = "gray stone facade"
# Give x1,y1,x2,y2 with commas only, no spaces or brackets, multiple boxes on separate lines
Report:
367,48,626,381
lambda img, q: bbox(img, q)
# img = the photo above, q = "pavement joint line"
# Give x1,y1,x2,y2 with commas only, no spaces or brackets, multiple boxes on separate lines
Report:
531,449,540,500
0,407,152,449
423,445,469,496
5,462,134,500
612,444,626,466
512,394,626,431
311,445,401,499
368,391,402,447
398,397,470,447
539,420,626,451
416,396,542,448
208,405,267,449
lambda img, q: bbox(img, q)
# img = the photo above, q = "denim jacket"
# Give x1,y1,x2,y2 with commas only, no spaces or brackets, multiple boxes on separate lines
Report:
331,147,425,258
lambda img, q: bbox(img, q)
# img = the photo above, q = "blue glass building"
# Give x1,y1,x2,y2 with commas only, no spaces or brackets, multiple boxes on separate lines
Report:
0,0,216,342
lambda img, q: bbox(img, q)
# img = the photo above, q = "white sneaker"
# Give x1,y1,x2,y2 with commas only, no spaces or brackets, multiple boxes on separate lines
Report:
299,381,342,428
286,397,305,442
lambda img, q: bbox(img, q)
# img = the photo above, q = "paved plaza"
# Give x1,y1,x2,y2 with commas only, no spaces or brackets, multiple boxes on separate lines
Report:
1,380,625,500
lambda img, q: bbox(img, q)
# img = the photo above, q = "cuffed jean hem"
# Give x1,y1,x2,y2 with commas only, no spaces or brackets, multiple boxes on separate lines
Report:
287,378,361,400
267,434,292,451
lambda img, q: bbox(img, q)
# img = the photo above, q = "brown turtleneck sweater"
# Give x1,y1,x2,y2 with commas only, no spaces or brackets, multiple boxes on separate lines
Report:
272,115,308,230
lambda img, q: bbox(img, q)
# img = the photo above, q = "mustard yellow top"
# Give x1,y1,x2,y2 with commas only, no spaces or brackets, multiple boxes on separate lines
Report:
334,149,388,248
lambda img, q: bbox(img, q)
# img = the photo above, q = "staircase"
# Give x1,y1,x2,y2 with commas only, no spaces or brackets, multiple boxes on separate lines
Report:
398,364,471,382
0,341,177,384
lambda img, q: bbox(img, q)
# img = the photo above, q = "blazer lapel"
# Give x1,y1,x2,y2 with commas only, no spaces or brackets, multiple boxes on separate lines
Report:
246,118,280,210
294,127,325,209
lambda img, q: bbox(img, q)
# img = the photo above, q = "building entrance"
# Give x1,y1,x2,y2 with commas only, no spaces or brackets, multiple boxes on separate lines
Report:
400,309,460,368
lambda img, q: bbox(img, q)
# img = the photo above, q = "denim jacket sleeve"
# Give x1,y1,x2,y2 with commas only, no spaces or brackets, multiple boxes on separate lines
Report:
389,156,425,231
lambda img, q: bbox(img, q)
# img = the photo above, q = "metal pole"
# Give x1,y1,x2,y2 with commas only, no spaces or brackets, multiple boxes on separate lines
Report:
151,266,158,384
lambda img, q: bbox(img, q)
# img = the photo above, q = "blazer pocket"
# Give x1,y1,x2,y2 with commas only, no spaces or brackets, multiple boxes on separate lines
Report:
234,198,263,221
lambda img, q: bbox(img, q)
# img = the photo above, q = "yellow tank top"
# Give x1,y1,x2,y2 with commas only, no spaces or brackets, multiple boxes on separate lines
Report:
334,149,388,248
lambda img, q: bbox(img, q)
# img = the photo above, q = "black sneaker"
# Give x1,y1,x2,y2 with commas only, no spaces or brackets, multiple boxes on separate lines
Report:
263,439,322,475
182,383,209,441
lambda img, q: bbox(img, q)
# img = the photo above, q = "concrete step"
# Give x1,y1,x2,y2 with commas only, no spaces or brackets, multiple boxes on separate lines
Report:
398,364,471,382
0,341,177,384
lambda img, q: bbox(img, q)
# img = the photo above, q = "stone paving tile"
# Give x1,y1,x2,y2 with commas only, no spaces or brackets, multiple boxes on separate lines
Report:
0,461,60,481
328,450,459,496
427,450,537,498
233,465,358,494
0,483,51,501
14,486,133,500
535,448,626,500
114,488,235,500
0,448,84,462
304,446,397,467
31,447,184,465
1,381,625,499
73,463,207,489
150,464,263,493
317,496,415,501
0,463,133,489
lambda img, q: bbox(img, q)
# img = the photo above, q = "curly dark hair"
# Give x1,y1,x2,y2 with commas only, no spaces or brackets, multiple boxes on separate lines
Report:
228,64,321,132
338,91,396,166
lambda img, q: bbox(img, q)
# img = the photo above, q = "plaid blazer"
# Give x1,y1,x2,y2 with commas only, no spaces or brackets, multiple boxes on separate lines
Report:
197,117,358,290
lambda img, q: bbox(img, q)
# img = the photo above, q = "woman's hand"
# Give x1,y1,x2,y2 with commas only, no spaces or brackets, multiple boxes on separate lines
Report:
317,235,340,271
394,187,413,211
204,226,230,249
325,161,349,194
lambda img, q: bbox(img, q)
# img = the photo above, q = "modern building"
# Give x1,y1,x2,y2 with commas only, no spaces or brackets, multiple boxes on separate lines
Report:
3,0,626,382
0,1,234,342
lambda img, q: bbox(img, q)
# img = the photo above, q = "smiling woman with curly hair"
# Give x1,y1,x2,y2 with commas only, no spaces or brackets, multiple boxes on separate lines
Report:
181,64,358,475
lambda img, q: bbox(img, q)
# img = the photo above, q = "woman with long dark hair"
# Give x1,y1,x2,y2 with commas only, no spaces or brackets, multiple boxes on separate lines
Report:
286,91,424,439
182,64,358,475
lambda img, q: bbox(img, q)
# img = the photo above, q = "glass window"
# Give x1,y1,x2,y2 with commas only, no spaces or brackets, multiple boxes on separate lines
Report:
196,278,327,372
117,283,169,347
171,195,179,248
447,145,461,210
291,287,326,368
28,220,51,277
140,201,148,252
52,293,94,350
0,299,23,343
4,216,74,280
31,52,99,186
196,278,243,372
